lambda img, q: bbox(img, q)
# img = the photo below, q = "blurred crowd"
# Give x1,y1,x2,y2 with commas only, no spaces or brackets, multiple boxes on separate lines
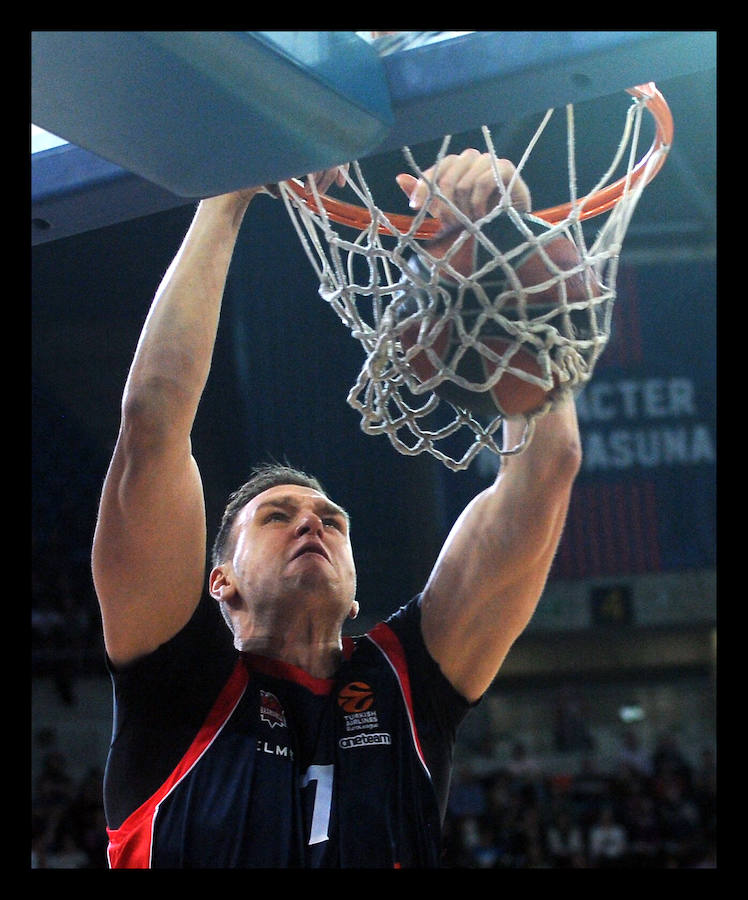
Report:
441,733,716,869
31,722,715,869
31,736,108,869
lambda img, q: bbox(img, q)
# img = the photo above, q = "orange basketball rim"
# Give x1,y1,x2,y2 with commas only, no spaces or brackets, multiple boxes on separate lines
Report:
283,83,674,238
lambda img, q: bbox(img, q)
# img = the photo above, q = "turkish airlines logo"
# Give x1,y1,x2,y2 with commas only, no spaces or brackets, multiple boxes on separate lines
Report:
337,681,374,713
337,681,390,749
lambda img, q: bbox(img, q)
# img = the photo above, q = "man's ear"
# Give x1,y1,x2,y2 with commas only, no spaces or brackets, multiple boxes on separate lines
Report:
209,565,234,602
348,599,360,620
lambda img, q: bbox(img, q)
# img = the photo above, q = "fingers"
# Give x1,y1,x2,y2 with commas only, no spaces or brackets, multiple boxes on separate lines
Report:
395,173,418,205
397,150,531,221
493,157,532,212
304,163,350,196
335,163,350,188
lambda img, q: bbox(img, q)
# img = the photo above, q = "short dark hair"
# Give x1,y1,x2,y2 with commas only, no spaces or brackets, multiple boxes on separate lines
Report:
211,463,329,568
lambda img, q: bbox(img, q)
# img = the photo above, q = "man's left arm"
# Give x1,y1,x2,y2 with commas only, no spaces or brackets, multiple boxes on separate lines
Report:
420,398,582,702
396,151,582,702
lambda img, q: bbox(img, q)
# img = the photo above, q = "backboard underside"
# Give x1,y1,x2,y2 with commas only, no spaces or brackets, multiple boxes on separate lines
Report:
31,31,716,244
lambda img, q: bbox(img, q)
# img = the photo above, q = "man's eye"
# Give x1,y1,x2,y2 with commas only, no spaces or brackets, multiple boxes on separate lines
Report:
266,512,287,523
323,518,343,530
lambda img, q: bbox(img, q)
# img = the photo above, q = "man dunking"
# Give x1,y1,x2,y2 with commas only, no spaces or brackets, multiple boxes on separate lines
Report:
92,152,582,867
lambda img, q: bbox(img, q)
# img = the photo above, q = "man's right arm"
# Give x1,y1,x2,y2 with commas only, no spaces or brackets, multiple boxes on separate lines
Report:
91,190,261,667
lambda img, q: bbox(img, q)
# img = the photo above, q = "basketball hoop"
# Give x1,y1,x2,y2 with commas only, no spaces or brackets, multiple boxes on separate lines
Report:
285,84,671,235
278,82,673,471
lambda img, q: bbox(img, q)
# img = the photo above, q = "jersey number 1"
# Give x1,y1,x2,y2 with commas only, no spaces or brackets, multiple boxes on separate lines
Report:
301,764,334,845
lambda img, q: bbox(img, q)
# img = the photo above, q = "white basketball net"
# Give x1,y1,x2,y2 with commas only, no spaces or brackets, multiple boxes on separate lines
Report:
279,90,668,471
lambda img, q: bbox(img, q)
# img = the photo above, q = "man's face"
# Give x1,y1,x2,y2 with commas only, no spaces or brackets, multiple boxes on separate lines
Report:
219,483,357,621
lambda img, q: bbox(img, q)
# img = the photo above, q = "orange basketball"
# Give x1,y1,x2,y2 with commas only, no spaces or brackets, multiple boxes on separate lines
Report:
398,224,599,419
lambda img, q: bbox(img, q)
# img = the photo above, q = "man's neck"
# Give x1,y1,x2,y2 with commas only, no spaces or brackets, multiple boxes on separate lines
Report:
235,614,345,680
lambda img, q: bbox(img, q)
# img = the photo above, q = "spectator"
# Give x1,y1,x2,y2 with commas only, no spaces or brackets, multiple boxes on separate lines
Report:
654,770,702,867
588,806,629,868
652,734,693,791
462,817,504,868
505,802,546,868
44,831,89,869
570,755,613,829
692,747,716,844
554,684,594,753
623,792,662,868
506,741,542,781
33,751,75,819
617,730,653,780
67,767,108,868
545,809,586,868
447,765,488,821
506,741,545,808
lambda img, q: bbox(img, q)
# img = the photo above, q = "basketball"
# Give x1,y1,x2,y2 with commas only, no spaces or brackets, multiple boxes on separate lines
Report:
397,220,600,419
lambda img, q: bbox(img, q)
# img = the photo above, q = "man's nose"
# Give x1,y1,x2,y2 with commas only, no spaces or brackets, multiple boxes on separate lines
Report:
295,512,323,536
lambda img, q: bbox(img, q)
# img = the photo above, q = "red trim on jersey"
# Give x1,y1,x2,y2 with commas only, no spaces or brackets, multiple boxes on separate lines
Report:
242,651,335,695
106,658,249,868
366,622,430,779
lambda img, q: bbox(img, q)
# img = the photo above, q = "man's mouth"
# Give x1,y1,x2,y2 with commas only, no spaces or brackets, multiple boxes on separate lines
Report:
292,542,330,563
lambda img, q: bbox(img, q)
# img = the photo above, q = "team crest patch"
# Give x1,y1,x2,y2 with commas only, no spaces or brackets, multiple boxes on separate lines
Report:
260,690,287,728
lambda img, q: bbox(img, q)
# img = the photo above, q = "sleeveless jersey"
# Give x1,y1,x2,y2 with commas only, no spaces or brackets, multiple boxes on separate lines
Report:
104,596,472,868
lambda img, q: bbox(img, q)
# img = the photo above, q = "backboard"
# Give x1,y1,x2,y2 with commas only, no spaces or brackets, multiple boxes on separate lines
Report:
31,31,716,244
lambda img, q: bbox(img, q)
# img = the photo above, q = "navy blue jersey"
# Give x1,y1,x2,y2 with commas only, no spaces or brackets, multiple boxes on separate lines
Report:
104,595,472,868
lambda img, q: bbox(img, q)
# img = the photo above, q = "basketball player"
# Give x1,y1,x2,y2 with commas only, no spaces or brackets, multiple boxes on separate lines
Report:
93,152,582,867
